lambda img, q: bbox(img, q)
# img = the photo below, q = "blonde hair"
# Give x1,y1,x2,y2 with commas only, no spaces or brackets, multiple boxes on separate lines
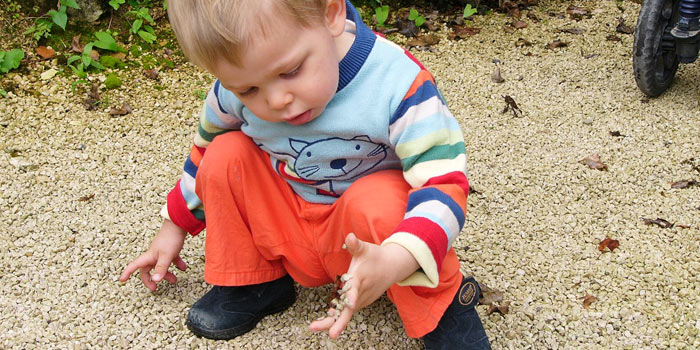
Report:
168,0,327,73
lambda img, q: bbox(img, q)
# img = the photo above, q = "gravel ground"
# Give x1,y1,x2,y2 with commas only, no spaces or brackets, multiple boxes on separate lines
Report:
1,1,699,349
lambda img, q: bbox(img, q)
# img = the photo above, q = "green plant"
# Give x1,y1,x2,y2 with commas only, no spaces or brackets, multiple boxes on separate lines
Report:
25,0,80,41
408,8,426,27
94,31,127,53
67,42,106,78
128,7,157,43
0,49,24,98
463,4,477,19
109,0,126,10
193,89,207,100
104,73,122,89
375,5,389,27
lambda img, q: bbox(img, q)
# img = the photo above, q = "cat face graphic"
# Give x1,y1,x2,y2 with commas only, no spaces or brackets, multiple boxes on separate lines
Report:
289,135,388,180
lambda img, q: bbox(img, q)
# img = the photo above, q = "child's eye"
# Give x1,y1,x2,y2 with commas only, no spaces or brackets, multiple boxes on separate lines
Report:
238,87,257,97
282,65,301,78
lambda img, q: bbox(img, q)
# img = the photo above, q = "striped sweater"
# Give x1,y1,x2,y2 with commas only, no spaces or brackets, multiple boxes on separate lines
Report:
163,1,469,288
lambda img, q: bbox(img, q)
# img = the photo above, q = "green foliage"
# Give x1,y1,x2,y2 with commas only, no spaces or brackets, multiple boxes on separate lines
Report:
0,49,24,74
193,89,207,101
128,7,157,43
463,4,477,19
94,31,127,53
375,5,389,27
67,42,106,79
25,18,53,41
408,8,426,27
109,0,126,10
99,55,125,69
104,73,122,89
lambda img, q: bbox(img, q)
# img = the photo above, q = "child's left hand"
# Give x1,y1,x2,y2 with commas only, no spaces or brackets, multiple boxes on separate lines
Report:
309,233,419,339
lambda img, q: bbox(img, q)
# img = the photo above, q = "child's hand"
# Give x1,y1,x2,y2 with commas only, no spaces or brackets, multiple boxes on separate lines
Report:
309,233,419,339
119,219,188,291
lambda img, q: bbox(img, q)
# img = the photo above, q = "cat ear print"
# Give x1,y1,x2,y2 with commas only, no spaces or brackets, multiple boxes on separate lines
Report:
351,135,372,142
289,138,310,153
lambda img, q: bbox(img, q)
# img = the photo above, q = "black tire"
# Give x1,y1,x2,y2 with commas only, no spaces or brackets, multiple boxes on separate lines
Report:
633,0,680,97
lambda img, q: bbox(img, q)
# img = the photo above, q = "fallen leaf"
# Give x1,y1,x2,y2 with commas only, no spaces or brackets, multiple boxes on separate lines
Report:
83,83,100,110
109,102,133,116
396,18,419,38
405,33,440,47
607,34,622,42
561,27,585,35
609,131,625,137
111,52,127,60
616,17,634,34
512,20,528,29
71,35,85,53
566,5,590,20
579,154,608,171
486,301,510,316
449,26,481,40
516,38,532,47
547,40,569,49
144,68,159,80
491,66,505,83
582,294,596,309
671,180,698,189
642,217,674,228
78,194,95,201
478,283,504,306
584,53,600,59
676,224,691,229
598,237,620,252
36,46,55,59
502,95,522,117
526,12,540,22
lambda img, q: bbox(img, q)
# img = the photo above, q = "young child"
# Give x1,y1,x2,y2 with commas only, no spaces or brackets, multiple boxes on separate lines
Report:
119,0,490,348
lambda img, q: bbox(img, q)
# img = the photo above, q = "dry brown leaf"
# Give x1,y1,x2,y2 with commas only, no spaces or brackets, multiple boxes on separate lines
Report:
478,283,504,306
144,68,160,80
561,27,585,35
111,52,127,60
502,95,522,117
36,46,55,59
566,5,590,20
547,40,569,49
671,179,698,189
491,67,505,83
598,237,620,252
89,50,100,62
516,38,532,47
109,102,133,116
607,34,622,42
579,153,608,171
71,35,85,53
616,17,634,34
449,26,481,40
405,34,441,47
582,294,596,309
78,194,95,202
642,217,674,228
512,20,528,29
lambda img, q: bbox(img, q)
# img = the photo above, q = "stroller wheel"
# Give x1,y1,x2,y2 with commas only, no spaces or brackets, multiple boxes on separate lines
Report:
633,0,680,97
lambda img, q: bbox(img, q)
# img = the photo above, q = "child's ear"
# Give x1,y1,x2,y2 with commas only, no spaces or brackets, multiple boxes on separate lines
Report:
324,0,347,37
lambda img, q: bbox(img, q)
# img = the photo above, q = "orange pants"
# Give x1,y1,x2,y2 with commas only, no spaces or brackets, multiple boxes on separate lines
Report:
195,132,462,338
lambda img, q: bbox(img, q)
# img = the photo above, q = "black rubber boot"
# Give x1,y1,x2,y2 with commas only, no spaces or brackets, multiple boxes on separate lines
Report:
423,276,491,350
186,275,296,340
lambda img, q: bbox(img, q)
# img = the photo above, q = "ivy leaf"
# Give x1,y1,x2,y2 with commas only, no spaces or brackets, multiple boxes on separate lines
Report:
62,0,81,9
49,7,68,30
138,30,157,43
415,15,426,27
409,9,418,21
0,49,24,73
131,19,143,34
94,31,127,52
463,4,477,19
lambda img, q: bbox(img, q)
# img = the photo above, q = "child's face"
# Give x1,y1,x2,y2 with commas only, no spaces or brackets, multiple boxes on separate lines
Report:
212,13,347,126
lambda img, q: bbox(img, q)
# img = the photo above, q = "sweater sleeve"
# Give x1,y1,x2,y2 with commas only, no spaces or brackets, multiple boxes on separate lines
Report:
161,80,245,235
382,69,469,288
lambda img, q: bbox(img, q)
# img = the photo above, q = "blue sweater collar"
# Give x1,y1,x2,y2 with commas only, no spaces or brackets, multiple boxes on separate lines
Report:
337,0,376,92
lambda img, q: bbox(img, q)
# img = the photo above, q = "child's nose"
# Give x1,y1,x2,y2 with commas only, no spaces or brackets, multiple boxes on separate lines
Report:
267,90,294,110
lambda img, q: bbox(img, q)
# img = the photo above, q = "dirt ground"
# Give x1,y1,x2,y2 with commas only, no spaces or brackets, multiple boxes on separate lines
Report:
1,0,699,349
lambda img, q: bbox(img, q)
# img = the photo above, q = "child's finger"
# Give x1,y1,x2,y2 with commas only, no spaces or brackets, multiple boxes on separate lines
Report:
344,232,365,257
152,255,174,282
163,271,178,284
119,255,149,282
329,307,354,339
174,255,187,271
309,315,335,332
139,266,156,291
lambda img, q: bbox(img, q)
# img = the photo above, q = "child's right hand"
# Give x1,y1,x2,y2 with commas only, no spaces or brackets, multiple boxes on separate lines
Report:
119,219,188,291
